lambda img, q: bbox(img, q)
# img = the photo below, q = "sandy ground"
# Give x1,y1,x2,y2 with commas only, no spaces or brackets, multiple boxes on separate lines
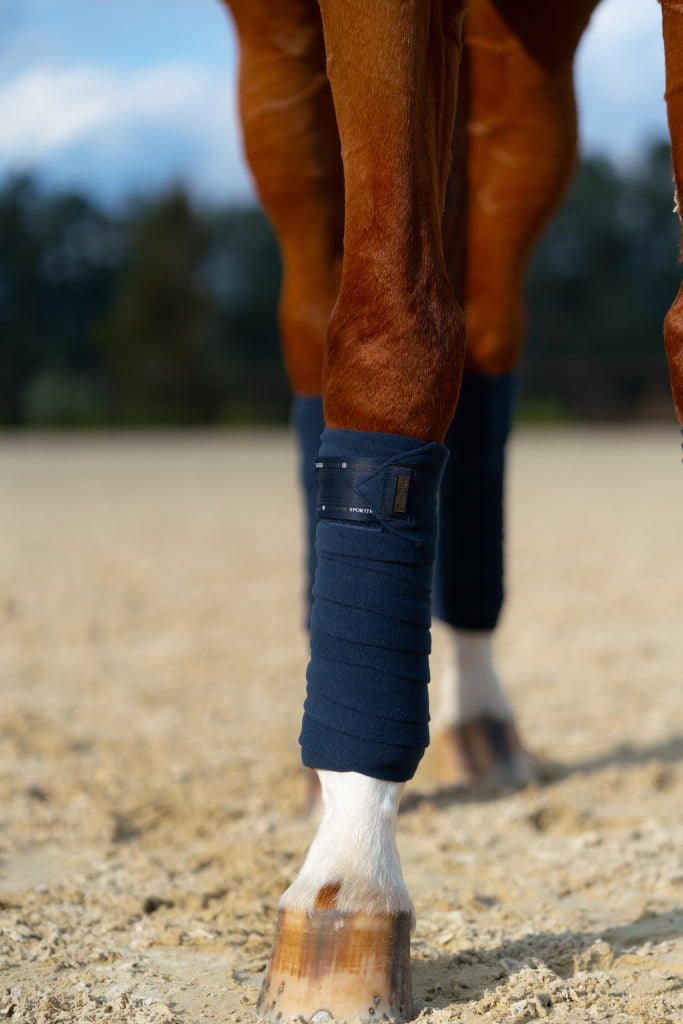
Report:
1,427,683,1024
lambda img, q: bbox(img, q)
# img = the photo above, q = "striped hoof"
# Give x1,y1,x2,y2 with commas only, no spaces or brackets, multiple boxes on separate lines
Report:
257,908,412,1022
434,716,537,787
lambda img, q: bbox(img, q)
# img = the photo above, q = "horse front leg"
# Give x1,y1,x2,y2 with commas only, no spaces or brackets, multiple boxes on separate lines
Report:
258,1,466,1021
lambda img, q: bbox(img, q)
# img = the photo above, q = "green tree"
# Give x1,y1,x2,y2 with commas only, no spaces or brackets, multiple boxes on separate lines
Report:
0,176,44,424
523,143,679,418
98,189,226,424
0,175,124,425
205,205,287,422
3,142,682,427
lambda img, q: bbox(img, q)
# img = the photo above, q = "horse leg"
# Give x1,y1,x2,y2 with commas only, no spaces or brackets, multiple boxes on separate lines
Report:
225,0,343,623
660,0,683,427
433,0,599,784
258,2,466,1020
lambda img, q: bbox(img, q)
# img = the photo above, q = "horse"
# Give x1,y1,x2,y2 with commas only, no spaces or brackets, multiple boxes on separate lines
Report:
222,1,683,1020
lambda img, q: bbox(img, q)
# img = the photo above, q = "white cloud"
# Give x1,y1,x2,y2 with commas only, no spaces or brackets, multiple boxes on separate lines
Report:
584,0,660,43
575,0,668,161
0,0,671,202
0,60,254,202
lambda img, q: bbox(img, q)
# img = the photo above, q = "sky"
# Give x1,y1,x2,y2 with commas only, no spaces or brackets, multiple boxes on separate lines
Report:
0,0,671,208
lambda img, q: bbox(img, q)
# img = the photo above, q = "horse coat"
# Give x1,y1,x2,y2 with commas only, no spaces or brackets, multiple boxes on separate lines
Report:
223,1,683,1020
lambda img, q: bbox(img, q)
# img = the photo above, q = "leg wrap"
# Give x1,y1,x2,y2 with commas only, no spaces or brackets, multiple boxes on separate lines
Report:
299,428,449,782
433,374,515,632
291,396,325,628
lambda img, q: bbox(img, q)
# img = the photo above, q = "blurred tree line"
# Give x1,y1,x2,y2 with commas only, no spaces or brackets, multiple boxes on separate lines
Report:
523,141,678,421
0,141,679,427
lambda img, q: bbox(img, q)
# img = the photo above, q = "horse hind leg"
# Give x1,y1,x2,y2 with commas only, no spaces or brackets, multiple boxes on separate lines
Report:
433,0,598,785
661,0,683,427
225,0,344,631
227,0,343,397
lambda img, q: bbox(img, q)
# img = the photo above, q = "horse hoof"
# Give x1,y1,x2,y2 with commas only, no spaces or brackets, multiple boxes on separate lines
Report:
434,716,537,787
256,907,412,1022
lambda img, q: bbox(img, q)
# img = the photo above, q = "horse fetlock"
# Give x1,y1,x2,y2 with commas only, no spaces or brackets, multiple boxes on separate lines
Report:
280,772,414,920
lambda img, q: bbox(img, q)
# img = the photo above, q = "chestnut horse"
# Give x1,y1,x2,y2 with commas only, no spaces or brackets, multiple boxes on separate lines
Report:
223,1,683,1020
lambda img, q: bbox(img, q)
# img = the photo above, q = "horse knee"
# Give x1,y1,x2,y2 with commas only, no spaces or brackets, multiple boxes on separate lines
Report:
322,273,466,444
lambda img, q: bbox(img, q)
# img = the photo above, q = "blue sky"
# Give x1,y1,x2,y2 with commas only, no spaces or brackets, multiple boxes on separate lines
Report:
0,0,670,207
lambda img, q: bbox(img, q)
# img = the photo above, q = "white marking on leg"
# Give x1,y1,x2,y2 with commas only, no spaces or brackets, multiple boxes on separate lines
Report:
280,771,414,922
435,628,512,725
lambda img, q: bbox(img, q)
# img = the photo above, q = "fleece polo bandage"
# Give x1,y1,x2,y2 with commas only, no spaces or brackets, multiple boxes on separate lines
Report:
299,428,448,782
433,373,515,632
291,396,326,626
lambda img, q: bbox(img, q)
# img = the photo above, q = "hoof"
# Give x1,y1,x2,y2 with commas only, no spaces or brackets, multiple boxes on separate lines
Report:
257,908,412,1022
434,716,537,787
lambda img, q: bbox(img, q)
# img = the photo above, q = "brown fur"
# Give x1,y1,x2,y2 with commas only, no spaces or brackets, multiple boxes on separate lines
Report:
226,0,683,439
313,881,342,910
661,0,683,423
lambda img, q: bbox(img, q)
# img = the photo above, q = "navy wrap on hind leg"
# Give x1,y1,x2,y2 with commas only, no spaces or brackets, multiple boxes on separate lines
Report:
433,374,515,632
299,428,448,783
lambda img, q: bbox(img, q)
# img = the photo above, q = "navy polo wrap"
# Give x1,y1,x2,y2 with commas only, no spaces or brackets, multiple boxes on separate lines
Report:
299,427,448,782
